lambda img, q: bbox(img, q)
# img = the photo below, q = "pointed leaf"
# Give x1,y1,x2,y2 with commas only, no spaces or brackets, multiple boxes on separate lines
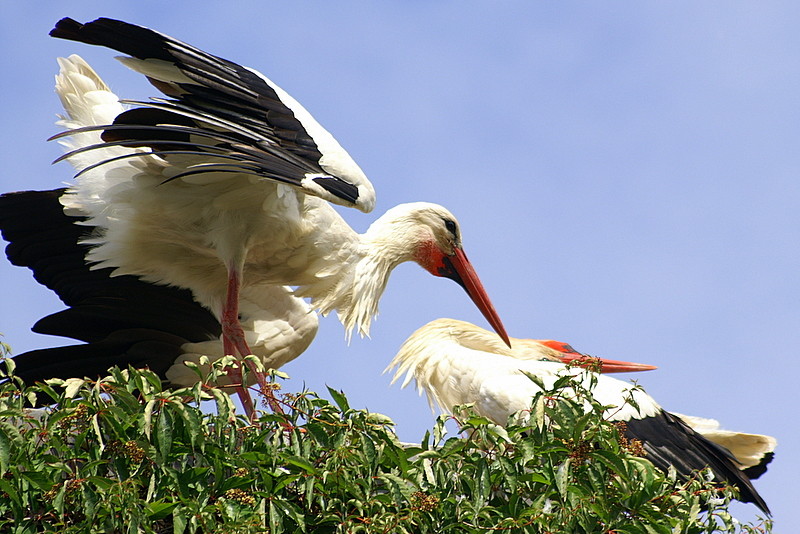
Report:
555,458,571,498
326,386,349,412
63,378,85,399
282,454,318,475
143,399,157,439
0,429,9,473
156,405,174,459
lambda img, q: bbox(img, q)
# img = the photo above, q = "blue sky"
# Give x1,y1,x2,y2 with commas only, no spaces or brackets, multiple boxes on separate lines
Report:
1,2,797,527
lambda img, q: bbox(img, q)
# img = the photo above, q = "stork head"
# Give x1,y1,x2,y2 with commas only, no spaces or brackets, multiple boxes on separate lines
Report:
367,202,509,346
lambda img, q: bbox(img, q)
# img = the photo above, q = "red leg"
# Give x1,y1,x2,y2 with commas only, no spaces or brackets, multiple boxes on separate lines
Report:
222,266,283,417
225,363,256,419
222,268,252,356
221,268,257,419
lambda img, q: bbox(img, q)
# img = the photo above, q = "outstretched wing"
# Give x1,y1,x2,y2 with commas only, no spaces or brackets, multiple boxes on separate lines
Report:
50,17,375,212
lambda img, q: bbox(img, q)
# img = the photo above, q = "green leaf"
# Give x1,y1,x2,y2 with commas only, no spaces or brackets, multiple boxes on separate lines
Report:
519,472,551,485
33,381,62,404
147,500,179,520
360,434,377,468
378,473,415,507
274,474,301,493
282,454,318,475
304,422,330,448
591,449,629,478
0,478,19,508
644,523,672,534
463,414,492,427
90,412,106,451
326,386,350,412
0,429,9,473
20,470,55,491
172,506,188,534
472,460,490,509
143,398,157,439
269,499,284,533
85,476,116,490
555,458,571,498
156,405,174,459
422,458,435,485
63,377,85,398
210,386,236,422
272,498,306,532
366,412,394,426
172,400,203,450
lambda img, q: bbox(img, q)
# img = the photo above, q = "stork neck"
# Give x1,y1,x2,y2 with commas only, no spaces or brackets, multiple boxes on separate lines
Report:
361,213,421,267
335,249,394,339
334,206,427,338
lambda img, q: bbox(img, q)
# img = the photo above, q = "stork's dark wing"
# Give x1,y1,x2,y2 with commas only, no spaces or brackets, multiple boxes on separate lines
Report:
624,410,770,514
49,17,374,212
0,189,220,391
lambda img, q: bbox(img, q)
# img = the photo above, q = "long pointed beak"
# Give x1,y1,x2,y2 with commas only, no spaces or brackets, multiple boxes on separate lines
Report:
442,248,511,347
557,353,657,373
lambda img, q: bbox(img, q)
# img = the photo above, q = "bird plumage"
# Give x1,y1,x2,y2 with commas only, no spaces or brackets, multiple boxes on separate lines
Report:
47,20,507,343
386,318,772,514
1,19,508,415
672,413,776,480
50,17,375,212
388,318,660,424
0,189,316,391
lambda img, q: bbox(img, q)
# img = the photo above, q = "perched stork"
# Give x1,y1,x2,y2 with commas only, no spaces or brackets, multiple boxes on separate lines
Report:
386,319,773,514
0,18,508,416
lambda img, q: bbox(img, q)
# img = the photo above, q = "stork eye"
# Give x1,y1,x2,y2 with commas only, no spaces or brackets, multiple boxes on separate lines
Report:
443,218,458,237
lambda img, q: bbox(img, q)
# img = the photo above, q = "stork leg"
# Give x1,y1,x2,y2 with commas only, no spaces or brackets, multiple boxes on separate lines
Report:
222,332,256,419
222,266,283,418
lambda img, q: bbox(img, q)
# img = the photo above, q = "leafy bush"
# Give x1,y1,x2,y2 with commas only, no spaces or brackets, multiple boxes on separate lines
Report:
0,352,772,533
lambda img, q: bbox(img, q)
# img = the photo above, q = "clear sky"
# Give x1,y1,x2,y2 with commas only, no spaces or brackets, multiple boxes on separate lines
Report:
1,2,797,528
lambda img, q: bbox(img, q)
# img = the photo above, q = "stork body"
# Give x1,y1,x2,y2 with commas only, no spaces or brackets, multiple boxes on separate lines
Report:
387,319,772,514
1,18,508,415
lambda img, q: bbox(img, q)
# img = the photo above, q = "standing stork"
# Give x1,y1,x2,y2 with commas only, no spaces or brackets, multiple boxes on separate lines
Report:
0,18,508,417
386,319,773,514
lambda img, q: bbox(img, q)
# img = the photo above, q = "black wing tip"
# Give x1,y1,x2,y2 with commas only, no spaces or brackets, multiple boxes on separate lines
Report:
312,176,360,205
742,451,775,481
49,17,172,62
50,16,126,36
49,17,82,39
49,17,114,43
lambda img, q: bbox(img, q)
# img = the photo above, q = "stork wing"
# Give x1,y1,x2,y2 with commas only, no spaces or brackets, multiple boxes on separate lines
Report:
622,410,770,514
50,17,375,212
0,189,221,390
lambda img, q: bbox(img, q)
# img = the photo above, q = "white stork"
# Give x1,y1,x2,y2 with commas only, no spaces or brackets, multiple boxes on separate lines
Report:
386,318,773,514
0,18,508,416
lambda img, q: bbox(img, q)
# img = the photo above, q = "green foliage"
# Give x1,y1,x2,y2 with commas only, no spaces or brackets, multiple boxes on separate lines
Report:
0,357,771,533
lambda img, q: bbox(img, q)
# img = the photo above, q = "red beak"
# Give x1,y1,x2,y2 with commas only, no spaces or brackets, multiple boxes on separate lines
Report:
536,340,656,373
438,248,511,347
557,353,657,373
